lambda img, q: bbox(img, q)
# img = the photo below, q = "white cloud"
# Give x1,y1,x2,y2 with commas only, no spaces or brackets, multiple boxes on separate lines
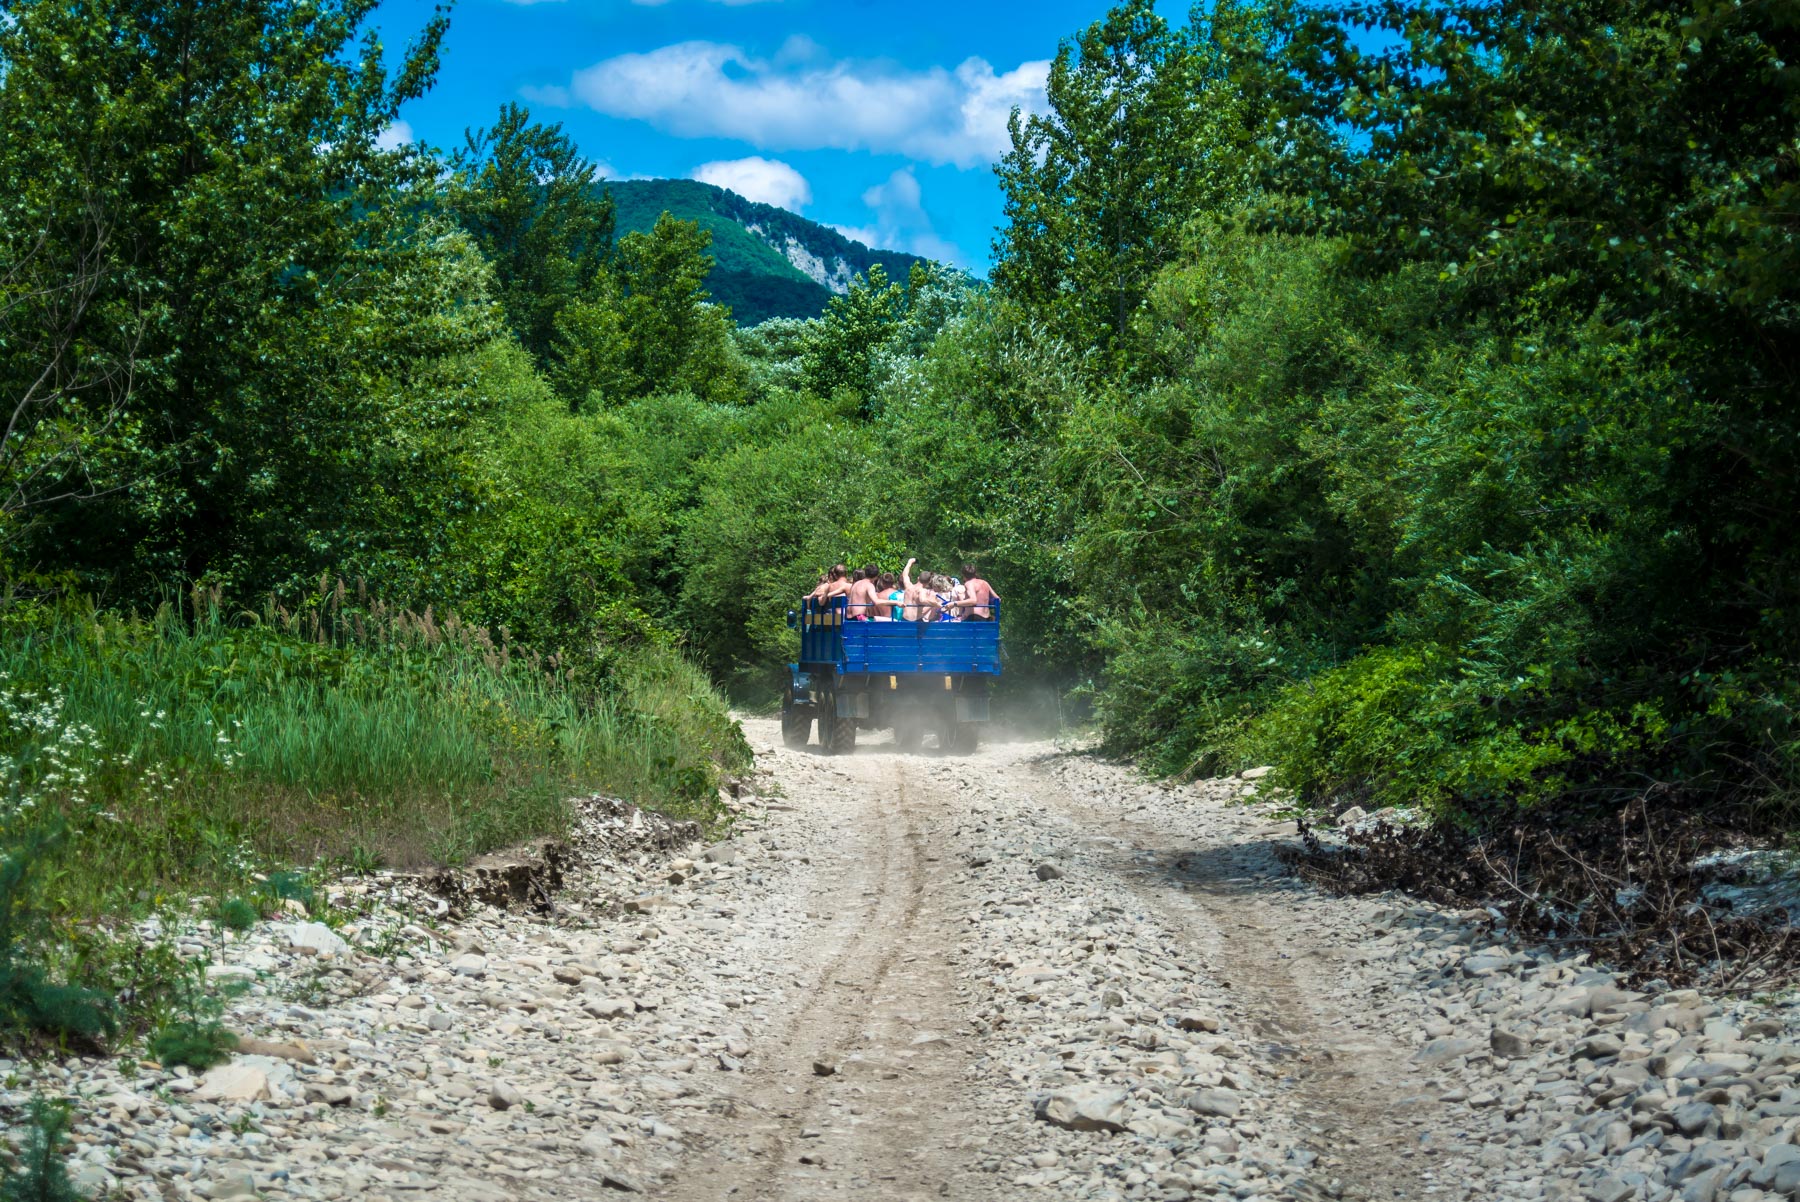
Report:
375,120,415,151
558,41,1048,168
834,167,965,266
690,157,812,211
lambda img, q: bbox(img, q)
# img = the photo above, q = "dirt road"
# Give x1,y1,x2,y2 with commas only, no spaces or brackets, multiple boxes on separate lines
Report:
64,718,1774,1202
658,720,1464,1202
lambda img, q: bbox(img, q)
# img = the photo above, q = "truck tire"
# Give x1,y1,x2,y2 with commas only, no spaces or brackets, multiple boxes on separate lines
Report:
781,706,812,750
951,722,980,754
824,707,858,755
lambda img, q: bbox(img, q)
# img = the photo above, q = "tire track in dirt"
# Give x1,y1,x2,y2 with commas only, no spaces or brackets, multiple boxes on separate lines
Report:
658,749,975,1202
1023,746,1451,1201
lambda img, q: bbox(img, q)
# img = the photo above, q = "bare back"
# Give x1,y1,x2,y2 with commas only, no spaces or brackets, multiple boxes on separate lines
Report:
962,576,998,619
847,577,878,618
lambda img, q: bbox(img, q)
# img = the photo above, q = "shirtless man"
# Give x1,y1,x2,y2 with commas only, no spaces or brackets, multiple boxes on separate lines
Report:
807,564,852,608
845,565,879,620
954,563,1000,619
901,558,940,622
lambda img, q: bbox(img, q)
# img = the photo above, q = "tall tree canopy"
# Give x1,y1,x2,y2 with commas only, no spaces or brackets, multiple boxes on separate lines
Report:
993,0,1268,362
445,104,616,367
0,0,499,596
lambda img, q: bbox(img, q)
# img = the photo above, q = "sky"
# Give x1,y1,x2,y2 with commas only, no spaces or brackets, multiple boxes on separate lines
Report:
374,0,1158,273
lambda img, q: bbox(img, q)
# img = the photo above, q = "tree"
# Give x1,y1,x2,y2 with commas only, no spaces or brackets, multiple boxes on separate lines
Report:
615,215,728,397
800,264,905,405
993,0,1267,363
0,176,142,545
0,0,491,597
549,214,744,407
445,104,616,366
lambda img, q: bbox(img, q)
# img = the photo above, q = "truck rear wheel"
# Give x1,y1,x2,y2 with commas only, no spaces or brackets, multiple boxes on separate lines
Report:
951,722,980,754
781,705,812,750
824,706,858,755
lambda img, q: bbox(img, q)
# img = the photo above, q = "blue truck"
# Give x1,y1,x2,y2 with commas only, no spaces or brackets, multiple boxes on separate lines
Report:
782,597,1000,753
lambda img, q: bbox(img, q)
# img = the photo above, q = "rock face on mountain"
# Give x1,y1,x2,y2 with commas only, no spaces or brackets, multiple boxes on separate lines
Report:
603,179,931,325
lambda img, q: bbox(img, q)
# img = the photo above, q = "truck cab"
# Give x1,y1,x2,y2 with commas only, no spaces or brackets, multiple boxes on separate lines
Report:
782,597,1000,753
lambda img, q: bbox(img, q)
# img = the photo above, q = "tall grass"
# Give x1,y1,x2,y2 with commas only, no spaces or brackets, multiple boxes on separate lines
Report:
0,583,748,919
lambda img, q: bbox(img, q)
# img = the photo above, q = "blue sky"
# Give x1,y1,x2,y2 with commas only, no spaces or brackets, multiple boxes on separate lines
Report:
375,0,1154,273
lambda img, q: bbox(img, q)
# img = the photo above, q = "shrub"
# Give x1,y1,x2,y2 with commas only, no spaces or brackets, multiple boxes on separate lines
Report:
0,1098,82,1202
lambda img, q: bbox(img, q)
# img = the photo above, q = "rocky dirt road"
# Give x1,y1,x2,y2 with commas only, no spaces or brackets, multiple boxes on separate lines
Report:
31,720,1800,1202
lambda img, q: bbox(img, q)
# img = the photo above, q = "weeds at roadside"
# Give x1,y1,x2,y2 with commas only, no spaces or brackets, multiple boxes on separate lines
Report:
0,1097,82,1202
145,965,240,1070
1282,793,1800,991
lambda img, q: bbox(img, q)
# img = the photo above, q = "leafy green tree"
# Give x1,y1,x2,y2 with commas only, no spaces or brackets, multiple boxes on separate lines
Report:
550,214,745,407
548,271,636,408
445,103,616,365
0,0,481,598
615,215,736,400
733,317,816,399
993,0,1267,363
800,264,905,406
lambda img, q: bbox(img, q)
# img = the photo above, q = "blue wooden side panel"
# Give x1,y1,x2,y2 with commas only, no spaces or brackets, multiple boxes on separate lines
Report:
798,598,1001,676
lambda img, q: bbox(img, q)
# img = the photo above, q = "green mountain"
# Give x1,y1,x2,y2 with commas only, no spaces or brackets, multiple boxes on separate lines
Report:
602,179,931,327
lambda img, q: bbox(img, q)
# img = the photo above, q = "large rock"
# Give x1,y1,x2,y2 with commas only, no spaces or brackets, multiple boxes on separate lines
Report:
285,920,349,958
1184,1088,1241,1118
194,1064,270,1103
1584,1177,1635,1202
231,1035,317,1064
449,953,489,978
1491,1027,1532,1059
1572,1034,1624,1061
1414,1036,1482,1064
1670,1101,1719,1137
1034,1085,1130,1133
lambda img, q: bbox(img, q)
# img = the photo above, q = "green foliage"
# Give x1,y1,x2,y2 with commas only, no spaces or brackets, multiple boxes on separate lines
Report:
800,266,906,406
550,216,747,407
0,0,465,599
0,590,744,920
994,0,1269,363
972,0,1800,821
445,103,615,365
0,829,114,1047
732,318,815,399
147,1021,236,1071
212,898,258,932
263,872,316,912
147,966,237,1070
0,1098,82,1202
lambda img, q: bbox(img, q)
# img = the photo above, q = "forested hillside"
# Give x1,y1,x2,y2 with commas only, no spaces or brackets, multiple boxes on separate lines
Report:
4,0,1800,1098
605,179,932,325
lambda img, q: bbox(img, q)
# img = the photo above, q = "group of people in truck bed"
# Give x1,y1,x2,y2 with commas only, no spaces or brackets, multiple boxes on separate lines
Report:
805,557,998,622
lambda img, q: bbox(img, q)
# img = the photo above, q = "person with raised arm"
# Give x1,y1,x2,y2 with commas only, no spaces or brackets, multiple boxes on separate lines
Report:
901,558,940,622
